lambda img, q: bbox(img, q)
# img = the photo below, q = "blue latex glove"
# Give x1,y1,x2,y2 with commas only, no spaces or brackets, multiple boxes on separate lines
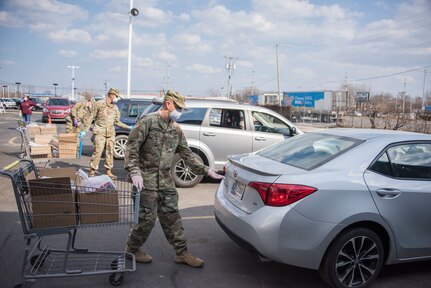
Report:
73,118,78,126
79,131,86,138
129,125,134,130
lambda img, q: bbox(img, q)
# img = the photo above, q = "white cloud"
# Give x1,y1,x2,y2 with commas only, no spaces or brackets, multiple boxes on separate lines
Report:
135,56,153,67
186,64,221,74
179,13,190,21
47,29,92,43
0,11,23,27
156,51,177,62
58,50,77,58
90,49,128,59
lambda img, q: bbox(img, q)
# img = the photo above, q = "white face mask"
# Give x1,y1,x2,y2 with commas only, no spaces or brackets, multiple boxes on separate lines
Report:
112,97,118,103
169,109,182,121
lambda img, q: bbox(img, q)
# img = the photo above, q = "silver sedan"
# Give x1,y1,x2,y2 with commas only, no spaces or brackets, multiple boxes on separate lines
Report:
214,128,431,288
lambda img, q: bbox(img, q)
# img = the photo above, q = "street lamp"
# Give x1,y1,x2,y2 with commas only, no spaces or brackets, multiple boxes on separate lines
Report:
67,65,79,99
127,1,139,99
2,85,7,98
104,81,108,96
15,82,21,98
53,83,58,97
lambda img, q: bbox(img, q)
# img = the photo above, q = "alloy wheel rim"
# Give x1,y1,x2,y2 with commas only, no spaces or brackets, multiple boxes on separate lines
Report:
175,159,197,183
115,138,127,158
335,235,380,287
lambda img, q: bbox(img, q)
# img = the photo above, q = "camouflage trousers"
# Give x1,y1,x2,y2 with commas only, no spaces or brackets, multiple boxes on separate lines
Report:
127,189,188,255
65,115,81,134
89,134,115,170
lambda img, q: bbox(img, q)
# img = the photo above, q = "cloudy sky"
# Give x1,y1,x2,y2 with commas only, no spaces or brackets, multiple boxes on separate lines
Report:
0,0,430,98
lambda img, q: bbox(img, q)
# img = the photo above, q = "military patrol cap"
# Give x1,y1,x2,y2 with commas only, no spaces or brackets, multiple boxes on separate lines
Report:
164,90,187,109
107,88,121,98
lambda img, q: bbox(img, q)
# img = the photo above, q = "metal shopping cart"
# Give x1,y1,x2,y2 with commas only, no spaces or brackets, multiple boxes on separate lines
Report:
0,160,140,287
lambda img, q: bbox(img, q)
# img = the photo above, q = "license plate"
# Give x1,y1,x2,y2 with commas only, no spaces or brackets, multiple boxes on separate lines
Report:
230,180,246,200
52,110,63,114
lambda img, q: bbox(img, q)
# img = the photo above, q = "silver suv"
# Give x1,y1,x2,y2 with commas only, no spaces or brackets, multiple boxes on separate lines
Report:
130,98,302,188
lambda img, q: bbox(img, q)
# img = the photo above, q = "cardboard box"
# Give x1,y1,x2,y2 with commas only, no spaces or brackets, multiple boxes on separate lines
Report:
34,134,55,145
38,167,77,181
58,133,77,143
28,177,77,228
27,126,41,137
30,145,52,158
78,190,119,224
58,142,77,158
40,125,57,135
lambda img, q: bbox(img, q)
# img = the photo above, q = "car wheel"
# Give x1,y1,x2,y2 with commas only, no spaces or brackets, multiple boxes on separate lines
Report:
171,153,204,188
114,135,128,160
319,227,384,288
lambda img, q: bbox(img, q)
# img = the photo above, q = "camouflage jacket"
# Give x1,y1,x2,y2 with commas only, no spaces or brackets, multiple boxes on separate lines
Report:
71,100,96,129
125,112,209,191
92,100,129,137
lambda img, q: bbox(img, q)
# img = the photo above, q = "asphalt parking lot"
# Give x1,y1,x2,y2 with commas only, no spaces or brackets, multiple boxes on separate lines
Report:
0,110,430,288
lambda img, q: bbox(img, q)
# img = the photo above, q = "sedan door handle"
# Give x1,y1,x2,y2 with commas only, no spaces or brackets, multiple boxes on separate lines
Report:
254,137,267,141
376,188,401,198
203,132,216,136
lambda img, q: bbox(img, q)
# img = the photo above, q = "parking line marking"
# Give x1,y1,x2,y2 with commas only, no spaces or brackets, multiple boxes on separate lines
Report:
8,137,19,145
182,215,215,220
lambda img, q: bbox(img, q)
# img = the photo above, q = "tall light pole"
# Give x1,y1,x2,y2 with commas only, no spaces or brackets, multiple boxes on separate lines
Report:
225,56,237,99
67,65,79,99
423,69,428,108
104,80,108,96
276,44,294,107
53,83,58,97
127,1,139,99
2,85,7,98
15,82,21,98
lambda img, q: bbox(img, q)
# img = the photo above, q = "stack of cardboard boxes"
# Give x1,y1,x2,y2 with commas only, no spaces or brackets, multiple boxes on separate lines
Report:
28,124,58,158
26,124,78,159
58,133,78,158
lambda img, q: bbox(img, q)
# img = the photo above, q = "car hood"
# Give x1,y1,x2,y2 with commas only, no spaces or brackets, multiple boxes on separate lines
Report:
228,153,304,176
46,105,69,109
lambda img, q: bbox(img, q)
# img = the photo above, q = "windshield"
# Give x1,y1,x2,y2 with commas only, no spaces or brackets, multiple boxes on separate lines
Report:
47,99,69,106
258,133,363,170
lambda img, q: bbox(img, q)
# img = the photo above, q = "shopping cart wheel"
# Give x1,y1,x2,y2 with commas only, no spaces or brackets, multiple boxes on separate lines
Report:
30,254,45,269
109,272,124,286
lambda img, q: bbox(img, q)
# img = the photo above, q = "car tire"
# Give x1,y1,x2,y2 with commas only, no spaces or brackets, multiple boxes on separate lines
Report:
114,135,128,160
319,227,384,288
171,153,204,188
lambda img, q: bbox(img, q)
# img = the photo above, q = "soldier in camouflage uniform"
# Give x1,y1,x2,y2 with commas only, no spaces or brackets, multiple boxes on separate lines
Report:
88,88,131,180
65,94,96,134
124,90,224,268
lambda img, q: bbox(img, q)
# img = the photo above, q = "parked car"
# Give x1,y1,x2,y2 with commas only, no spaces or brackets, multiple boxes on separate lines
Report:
29,97,45,111
0,98,17,109
214,128,431,288
113,98,156,159
115,98,302,188
12,98,22,107
42,97,72,122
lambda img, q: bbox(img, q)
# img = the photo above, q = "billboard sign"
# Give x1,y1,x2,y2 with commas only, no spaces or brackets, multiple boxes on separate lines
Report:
284,91,324,108
356,91,370,103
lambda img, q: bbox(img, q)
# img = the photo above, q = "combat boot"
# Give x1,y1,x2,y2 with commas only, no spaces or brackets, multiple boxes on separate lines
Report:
88,169,96,177
175,251,204,268
106,169,117,180
125,246,152,263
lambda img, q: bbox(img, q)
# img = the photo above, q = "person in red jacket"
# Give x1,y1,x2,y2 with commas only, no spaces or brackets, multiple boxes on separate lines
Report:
19,95,36,124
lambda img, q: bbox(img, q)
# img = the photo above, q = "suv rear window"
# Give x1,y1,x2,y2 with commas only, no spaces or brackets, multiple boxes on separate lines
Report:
47,99,69,106
258,133,362,170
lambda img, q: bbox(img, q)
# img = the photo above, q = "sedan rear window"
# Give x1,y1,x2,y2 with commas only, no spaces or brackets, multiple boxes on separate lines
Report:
258,133,362,170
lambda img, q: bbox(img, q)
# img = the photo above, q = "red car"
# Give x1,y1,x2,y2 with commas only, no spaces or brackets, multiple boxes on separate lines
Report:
42,97,72,123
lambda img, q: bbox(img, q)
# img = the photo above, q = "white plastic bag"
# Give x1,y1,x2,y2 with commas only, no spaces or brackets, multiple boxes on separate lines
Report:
77,169,116,193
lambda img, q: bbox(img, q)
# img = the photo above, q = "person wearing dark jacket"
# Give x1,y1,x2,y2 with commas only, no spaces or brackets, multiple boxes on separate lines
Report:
19,96,36,124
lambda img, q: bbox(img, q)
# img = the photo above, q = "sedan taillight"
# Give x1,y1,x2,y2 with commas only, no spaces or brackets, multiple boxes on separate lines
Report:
249,182,317,206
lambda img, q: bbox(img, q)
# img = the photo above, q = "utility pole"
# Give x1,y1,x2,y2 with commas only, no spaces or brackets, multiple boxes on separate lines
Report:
2,85,7,98
423,69,427,108
251,69,255,96
225,56,237,99
164,63,171,91
67,65,79,99
276,44,281,106
402,77,406,114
